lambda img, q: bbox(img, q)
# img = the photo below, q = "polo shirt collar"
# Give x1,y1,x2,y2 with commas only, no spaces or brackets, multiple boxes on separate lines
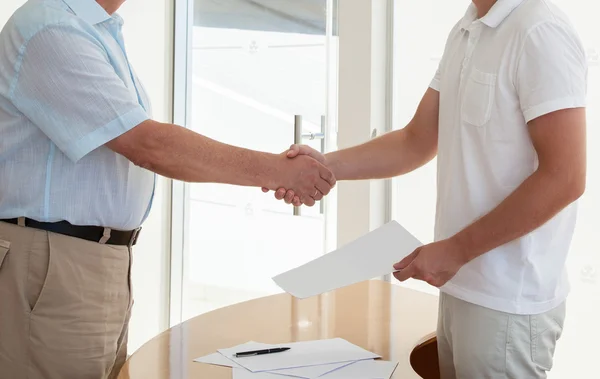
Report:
63,0,112,25
460,0,525,30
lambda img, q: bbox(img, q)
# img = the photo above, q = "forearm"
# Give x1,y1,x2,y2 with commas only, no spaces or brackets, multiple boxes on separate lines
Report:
323,87,439,181
452,169,584,262
325,126,437,181
110,120,282,188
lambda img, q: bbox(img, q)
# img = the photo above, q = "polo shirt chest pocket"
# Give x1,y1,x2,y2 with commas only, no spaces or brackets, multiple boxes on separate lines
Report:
461,68,497,127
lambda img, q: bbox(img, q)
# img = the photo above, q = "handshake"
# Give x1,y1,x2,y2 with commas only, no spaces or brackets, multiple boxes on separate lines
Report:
262,144,336,207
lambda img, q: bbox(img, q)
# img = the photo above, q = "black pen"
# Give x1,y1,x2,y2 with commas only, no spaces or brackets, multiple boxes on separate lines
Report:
234,347,290,358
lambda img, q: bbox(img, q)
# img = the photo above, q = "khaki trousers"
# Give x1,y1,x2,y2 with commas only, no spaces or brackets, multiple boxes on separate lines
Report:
0,221,133,379
437,292,566,379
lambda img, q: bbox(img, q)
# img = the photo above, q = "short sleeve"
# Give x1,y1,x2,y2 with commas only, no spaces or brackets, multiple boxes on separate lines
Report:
429,63,442,92
10,25,149,162
516,21,588,123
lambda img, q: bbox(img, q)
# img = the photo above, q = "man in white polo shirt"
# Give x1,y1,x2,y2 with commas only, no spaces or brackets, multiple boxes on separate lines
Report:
268,0,587,377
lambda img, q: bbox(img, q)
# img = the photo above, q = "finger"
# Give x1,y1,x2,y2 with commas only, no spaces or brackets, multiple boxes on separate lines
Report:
286,144,301,158
284,190,295,204
319,165,336,187
396,262,418,282
262,187,269,193
299,146,323,162
393,248,420,271
289,144,324,163
292,196,302,207
307,186,324,202
312,190,324,201
315,179,332,197
275,188,287,200
301,195,316,207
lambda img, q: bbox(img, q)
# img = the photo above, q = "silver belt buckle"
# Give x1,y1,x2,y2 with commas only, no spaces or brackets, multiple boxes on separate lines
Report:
128,227,141,248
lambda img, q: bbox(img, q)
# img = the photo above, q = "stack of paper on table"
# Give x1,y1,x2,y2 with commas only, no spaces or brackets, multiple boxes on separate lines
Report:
273,221,423,299
194,338,398,379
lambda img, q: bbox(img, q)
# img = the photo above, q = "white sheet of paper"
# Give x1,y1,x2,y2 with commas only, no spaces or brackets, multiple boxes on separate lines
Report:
218,338,380,373
272,221,422,298
232,368,280,379
232,360,398,379
321,360,398,379
266,362,354,379
194,352,241,368
195,342,353,378
231,364,352,379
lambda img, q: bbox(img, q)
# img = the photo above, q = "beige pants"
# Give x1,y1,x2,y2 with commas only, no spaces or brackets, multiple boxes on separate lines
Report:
437,292,566,379
0,221,133,379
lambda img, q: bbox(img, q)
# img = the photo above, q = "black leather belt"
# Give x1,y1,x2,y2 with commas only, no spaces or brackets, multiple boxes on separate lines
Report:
0,218,141,247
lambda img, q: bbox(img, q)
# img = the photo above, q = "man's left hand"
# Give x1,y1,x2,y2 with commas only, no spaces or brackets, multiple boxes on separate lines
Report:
393,238,468,288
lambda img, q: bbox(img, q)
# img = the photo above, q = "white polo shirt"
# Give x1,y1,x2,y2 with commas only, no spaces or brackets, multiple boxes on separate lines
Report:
433,0,587,315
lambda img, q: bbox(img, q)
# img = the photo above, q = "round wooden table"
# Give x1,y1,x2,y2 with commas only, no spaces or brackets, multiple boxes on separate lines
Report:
118,281,438,379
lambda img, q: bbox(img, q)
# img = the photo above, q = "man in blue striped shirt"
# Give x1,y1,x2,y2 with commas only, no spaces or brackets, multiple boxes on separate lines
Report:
0,0,335,378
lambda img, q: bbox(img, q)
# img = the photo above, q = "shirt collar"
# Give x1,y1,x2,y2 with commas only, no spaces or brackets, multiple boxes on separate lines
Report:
460,0,525,31
63,0,112,25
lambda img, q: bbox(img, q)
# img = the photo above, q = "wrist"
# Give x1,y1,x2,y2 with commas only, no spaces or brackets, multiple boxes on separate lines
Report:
260,153,286,190
324,152,344,180
449,230,476,264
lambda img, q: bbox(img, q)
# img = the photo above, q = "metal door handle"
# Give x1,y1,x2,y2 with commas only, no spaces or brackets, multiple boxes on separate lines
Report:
294,115,327,215
293,116,303,216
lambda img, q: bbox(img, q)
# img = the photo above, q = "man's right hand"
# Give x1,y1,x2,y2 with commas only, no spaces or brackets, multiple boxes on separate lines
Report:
263,145,328,206
266,148,334,207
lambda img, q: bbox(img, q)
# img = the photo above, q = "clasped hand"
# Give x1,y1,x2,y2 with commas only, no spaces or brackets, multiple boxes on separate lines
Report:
262,144,331,207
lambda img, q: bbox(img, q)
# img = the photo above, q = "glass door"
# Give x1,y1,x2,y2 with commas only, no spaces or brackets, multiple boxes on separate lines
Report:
172,0,339,323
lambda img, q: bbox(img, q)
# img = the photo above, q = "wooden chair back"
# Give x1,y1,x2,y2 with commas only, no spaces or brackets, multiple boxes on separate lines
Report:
409,333,440,379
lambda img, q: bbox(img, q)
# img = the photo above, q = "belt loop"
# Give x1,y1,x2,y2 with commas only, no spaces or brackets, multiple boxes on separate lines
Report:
99,228,111,244
17,217,25,227
128,228,141,248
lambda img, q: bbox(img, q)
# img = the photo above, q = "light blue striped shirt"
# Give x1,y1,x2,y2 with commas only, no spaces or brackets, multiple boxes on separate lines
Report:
0,0,155,230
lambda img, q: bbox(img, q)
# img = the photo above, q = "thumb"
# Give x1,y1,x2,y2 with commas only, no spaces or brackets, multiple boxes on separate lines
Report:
286,144,301,158
393,248,420,271
396,261,417,282
289,144,325,163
